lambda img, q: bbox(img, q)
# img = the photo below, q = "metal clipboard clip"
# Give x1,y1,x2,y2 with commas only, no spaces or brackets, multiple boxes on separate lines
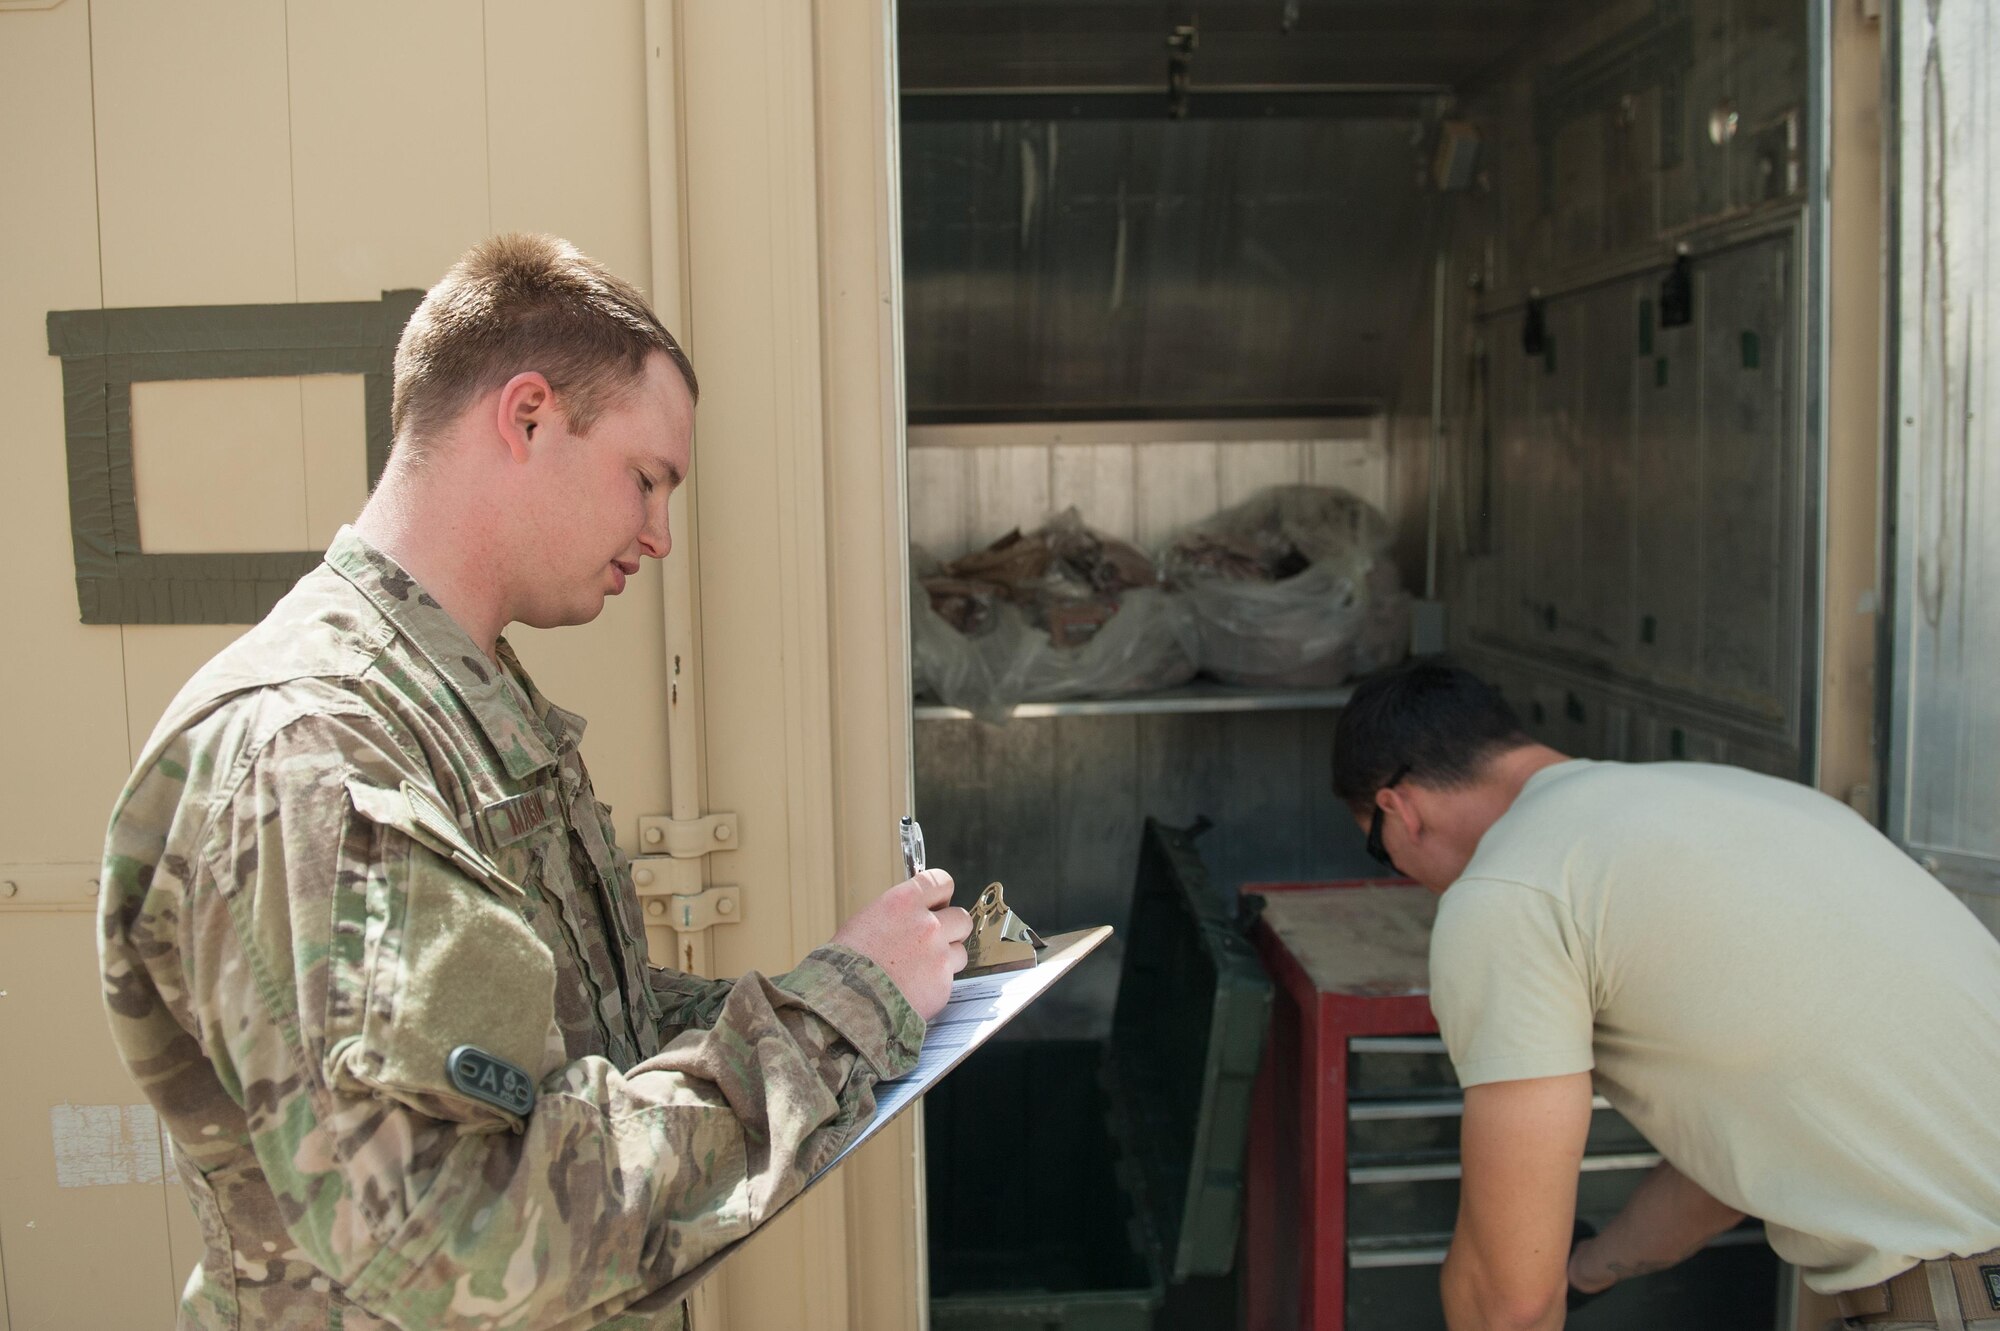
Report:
962,881,1046,978
902,816,1046,978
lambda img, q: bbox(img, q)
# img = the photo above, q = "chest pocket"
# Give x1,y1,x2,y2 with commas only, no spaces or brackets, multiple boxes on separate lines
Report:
479,775,653,1063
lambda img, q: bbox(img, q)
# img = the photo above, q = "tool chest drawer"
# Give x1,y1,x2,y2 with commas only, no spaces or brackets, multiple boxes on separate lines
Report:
1346,1036,1653,1159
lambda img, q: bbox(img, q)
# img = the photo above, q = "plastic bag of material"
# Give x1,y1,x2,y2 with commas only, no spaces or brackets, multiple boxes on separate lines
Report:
1011,587,1199,702
1165,485,1408,689
910,512,1198,720
911,547,1028,723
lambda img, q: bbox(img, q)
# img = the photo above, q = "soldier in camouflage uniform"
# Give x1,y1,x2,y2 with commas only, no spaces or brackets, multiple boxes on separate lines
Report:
99,234,972,1330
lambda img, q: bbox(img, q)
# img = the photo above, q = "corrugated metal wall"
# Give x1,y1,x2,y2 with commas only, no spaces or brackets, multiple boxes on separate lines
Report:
1422,0,1815,779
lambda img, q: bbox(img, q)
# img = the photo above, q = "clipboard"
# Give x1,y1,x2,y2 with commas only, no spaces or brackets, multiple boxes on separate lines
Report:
654,924,1113,1306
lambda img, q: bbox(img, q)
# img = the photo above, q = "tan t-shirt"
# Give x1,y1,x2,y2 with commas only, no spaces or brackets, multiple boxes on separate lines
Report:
1429,759,2000,1293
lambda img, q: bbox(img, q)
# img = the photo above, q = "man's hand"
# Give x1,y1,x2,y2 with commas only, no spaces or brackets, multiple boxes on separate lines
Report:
1566,1161,1744,1297
1441,1073,1594,1331
831,869,971,1021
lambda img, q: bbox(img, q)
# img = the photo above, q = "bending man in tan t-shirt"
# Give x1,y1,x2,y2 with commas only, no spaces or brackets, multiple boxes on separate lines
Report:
1334,661,2000,1331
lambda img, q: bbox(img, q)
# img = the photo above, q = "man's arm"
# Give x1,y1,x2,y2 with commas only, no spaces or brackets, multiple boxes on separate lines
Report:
1567,1161,1744,1295
1442,1073,1595,1331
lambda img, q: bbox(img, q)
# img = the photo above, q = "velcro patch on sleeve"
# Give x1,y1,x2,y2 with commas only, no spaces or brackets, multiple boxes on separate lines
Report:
447,1046,536,1117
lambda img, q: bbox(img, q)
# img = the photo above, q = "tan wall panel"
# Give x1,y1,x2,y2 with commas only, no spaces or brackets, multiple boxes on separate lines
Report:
286,0,490,302
484,0,652,288
130,378,310,554
90,0,296,305
121,627,251,760
0,2,131,864
302,374,372,546
3,11,181,1322
487,0,668,843
682,2,850,1324
682,1,816,984
813,0,927,1322
0,914,180,1330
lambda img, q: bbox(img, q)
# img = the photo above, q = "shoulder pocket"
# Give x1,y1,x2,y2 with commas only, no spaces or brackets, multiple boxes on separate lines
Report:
326,778,559,1131
344,778,527,902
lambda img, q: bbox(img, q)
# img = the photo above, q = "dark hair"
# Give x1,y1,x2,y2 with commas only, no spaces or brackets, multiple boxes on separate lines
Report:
1332,660,1529,809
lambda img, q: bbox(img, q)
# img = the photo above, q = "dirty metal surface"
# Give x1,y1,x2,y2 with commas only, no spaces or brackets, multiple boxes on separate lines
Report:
1253,885,1436,998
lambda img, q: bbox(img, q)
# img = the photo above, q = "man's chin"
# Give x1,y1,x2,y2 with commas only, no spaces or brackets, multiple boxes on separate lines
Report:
518,597,607,632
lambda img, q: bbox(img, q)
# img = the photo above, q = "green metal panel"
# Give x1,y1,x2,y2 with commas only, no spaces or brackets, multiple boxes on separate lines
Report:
45,292,422,624
1107,819,1274,1282
926,820,1272,1325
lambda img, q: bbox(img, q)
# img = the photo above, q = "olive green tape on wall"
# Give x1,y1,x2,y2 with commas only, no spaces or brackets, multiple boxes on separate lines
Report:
45,291,422,625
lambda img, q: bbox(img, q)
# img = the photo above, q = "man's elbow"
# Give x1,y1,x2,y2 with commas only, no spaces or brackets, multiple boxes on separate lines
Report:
1489,1285,1566,1331
1442,1255,1567,1331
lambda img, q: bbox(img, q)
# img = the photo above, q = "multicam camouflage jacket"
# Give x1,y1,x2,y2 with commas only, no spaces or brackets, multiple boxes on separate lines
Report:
99,527,924,1331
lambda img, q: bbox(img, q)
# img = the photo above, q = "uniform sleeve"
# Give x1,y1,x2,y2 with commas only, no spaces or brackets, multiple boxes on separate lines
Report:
646,965,735,1041
1427,877,1596,1089
189,716,924,1331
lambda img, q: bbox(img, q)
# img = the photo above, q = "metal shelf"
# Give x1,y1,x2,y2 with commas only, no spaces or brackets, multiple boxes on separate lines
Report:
912,682,1355,722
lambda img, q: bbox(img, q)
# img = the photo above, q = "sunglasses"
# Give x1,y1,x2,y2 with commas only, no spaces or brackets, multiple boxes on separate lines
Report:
1366,764,1412,871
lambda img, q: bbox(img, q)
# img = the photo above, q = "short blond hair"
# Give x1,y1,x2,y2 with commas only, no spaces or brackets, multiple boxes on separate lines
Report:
390,233,697,459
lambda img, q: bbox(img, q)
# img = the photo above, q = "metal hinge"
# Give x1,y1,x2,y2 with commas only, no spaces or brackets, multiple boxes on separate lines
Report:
636,812,737,858
631,813,740,934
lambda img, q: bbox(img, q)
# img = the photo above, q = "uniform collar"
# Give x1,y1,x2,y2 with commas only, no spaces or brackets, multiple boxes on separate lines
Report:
495,638,589,758
324,526,561,781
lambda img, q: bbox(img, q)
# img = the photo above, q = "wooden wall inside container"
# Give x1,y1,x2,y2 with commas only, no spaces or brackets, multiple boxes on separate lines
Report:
906,419,1389,562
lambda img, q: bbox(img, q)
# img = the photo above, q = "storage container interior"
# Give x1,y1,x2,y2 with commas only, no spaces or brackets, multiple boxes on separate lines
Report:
927,821,1270,1323
926,1040,1156,1302
901,1,1812,1325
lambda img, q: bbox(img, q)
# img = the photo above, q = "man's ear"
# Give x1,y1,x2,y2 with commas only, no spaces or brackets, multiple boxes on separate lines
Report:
494,371,554,463
1378,785,1422,840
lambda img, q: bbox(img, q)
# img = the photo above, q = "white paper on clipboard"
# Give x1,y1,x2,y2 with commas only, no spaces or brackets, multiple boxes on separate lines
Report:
653,924,1113,1307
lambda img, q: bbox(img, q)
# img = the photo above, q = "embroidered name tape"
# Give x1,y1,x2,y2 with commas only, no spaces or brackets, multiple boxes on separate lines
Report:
477,786,560,848
447,1046,536,1117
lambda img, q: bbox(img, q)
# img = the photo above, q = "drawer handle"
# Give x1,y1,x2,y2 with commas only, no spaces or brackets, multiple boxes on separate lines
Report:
1349,1094,1612,1122
1348,1037,1447,1054
1350,1151,1662,1185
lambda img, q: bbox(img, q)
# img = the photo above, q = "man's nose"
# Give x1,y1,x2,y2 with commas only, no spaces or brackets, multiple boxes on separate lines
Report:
639,511,672,560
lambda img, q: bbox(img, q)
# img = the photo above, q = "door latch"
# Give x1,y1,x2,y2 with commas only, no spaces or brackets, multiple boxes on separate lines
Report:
637,812,737,858
632,812,740,934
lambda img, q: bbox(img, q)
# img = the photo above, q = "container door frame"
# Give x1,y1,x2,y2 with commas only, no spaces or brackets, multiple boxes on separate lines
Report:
1882,0,2000,914
659,1,927,1327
